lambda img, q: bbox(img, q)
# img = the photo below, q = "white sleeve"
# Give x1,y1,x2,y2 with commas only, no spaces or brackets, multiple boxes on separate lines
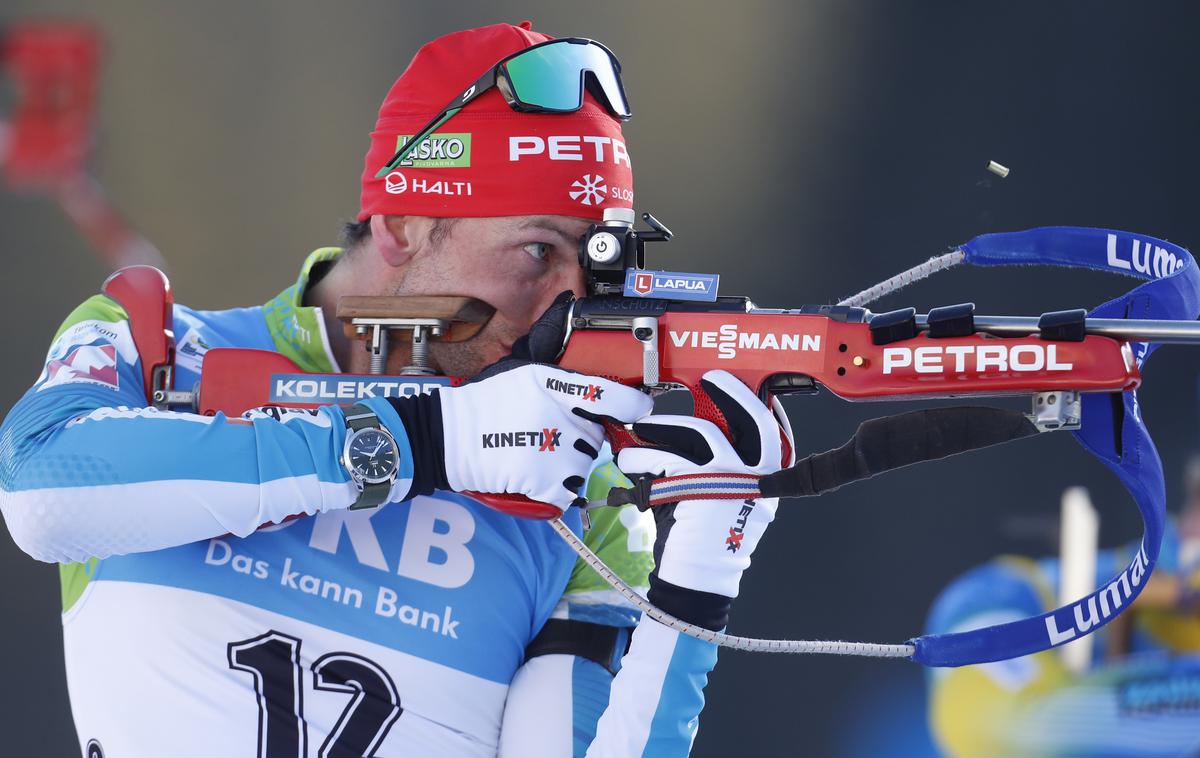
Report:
499,655,576,756
0,296,414,563
587,619,717,758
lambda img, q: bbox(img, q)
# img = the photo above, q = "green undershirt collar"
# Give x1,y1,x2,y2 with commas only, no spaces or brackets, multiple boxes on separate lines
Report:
262,247,345,373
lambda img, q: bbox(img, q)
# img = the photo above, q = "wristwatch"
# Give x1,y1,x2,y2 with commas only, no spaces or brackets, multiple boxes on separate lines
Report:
341,403,401,510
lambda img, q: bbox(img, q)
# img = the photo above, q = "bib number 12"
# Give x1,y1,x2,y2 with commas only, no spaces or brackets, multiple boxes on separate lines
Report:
228,631,402,758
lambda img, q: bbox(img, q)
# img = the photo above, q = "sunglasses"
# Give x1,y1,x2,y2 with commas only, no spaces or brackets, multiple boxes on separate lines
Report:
374,37,631,178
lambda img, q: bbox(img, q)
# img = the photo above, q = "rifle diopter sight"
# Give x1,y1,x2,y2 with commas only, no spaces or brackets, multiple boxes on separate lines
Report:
579,207,674,296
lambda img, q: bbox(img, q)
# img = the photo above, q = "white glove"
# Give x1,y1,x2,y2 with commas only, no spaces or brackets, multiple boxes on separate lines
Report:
617,370,795,609
437,364,653,511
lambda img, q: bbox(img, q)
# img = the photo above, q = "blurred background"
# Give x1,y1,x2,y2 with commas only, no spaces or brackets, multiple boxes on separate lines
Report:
2,1,1199,755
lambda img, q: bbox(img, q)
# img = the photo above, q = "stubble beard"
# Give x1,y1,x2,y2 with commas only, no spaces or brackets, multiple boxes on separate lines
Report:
426,321,518,378
388,266,523,380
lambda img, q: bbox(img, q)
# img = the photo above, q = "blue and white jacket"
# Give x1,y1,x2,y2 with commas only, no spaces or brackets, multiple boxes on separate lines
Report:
0,248,718,757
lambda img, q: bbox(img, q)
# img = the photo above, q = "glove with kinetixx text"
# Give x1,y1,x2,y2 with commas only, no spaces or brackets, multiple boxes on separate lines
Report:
387,362,653,513
617,369,796,630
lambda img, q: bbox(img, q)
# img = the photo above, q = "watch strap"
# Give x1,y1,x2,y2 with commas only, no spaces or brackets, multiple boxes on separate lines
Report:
345,403,379,431
351,480,391,510
344,403,395,510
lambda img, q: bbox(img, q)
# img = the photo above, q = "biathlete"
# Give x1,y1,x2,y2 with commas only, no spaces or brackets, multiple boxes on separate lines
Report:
0,22,793,758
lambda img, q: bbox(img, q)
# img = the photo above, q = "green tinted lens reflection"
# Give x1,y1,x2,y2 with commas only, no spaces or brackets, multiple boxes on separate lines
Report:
505,44,584,110
505,42,629,117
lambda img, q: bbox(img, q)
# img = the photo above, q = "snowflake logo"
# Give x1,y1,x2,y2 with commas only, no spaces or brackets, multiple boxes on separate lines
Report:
569,174,607,206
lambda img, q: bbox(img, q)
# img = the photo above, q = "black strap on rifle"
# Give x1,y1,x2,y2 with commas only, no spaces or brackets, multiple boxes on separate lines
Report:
608,406,1040,508
524,619,632,676
759,405,1039,498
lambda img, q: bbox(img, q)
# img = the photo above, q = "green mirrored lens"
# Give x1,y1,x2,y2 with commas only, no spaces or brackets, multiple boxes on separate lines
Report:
505,42,629,117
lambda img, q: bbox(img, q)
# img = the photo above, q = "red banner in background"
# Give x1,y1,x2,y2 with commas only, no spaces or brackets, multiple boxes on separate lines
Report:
1,22,100,188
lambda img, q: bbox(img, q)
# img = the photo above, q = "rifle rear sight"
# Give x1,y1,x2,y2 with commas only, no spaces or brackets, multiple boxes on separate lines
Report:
579,208,674,296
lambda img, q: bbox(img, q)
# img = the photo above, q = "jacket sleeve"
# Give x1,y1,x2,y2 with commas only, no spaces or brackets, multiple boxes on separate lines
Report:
581,466,717,757
498,620,715,758
515,461,714,758
0,294,414,563
586,619,716,757
498,651,623,758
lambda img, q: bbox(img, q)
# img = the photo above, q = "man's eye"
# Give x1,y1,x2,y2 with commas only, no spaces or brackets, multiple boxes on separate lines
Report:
523,242,550,261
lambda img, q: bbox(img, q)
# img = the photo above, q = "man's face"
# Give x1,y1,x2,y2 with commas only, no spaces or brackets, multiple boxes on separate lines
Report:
388,214,591,376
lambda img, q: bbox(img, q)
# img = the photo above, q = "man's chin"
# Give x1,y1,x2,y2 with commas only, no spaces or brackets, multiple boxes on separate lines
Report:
428,340,507,378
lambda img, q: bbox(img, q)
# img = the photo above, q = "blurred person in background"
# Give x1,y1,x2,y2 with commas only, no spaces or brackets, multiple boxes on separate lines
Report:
924,454,1200,757
0,22,793,757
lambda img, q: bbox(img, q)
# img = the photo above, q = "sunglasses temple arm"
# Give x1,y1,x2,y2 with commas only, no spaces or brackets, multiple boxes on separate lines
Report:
373,108,461,178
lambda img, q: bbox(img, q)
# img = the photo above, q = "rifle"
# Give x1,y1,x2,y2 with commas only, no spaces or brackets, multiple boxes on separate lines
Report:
102,212,1200,666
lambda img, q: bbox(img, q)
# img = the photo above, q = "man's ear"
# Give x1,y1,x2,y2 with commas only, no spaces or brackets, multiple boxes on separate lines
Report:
369,214,420,267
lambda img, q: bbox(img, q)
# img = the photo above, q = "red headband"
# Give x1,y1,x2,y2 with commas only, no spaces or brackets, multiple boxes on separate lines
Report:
358,22,634,221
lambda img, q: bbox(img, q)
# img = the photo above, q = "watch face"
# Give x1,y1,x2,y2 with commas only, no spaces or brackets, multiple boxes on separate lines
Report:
346,428,399,484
